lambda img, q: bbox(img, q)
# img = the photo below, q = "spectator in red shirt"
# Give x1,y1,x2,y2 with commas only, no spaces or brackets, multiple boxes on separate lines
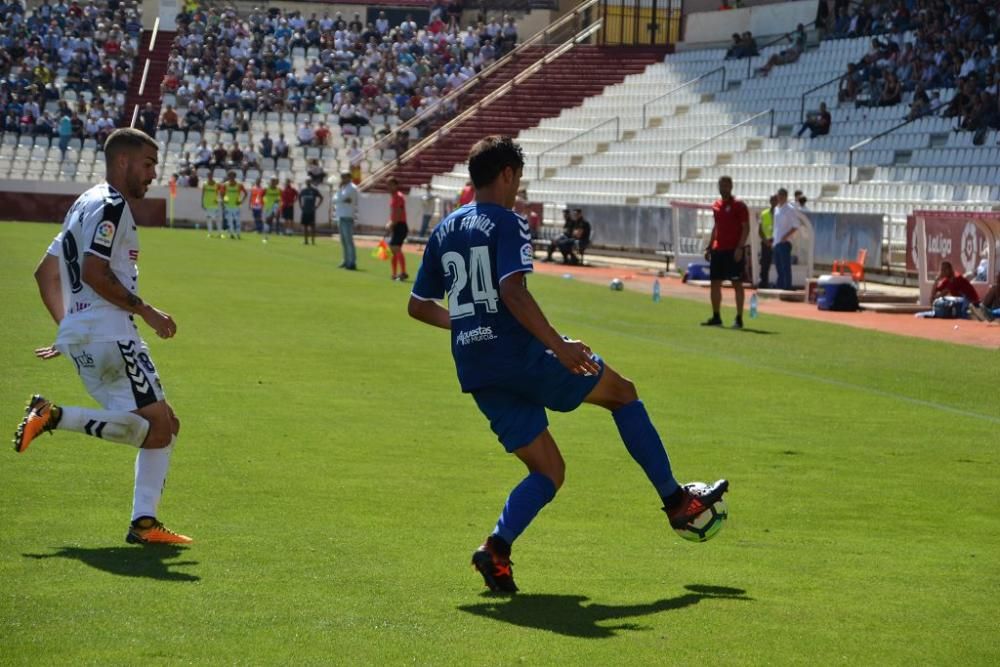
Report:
933,261,981,306
386,178,409,281
702,176,750,329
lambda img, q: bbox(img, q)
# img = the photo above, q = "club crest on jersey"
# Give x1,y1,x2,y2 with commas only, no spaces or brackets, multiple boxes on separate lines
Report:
94,220,117,248
520,243,533,266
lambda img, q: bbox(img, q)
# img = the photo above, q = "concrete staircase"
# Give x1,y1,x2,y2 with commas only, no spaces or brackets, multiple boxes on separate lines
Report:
373,45,669,190
122,29,175,127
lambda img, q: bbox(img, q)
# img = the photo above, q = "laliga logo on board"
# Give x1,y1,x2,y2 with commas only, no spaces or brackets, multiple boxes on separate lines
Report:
959,222,979,275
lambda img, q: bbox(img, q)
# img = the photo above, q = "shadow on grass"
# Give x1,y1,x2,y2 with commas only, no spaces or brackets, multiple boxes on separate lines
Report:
735,327,778,335
457,584,751,638
23,545,200,582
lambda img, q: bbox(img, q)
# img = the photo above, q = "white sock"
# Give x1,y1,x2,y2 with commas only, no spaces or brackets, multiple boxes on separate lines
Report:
57,407,149,447
131,435,175,521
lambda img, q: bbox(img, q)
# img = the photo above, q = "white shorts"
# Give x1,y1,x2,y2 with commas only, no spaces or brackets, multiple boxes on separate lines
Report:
58,339,166,411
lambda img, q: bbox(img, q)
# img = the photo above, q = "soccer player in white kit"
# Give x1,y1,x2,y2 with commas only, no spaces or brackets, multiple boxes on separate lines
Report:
13,128,192,545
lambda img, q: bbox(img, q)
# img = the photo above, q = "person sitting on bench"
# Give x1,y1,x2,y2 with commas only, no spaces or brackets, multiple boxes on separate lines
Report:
545,209,591,264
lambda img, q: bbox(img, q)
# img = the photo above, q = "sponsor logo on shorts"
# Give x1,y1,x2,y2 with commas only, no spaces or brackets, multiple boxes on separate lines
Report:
520,243,533,266
455,326,497,346
94,221,116,248
72,351,94,370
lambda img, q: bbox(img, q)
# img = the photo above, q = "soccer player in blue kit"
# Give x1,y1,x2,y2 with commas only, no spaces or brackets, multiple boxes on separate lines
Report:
408,136,728,593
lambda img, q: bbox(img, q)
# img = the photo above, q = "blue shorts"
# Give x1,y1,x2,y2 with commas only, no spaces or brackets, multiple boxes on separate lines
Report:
471,348,604,453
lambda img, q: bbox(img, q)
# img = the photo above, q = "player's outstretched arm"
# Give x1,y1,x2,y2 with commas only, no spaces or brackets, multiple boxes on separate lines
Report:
500,274,600,376
81,254,177,339
407,295,451,330
34,252,64,325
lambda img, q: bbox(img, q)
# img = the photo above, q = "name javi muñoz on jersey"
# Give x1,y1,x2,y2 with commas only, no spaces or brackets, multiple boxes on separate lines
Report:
47,183,142,346
412,202,544,392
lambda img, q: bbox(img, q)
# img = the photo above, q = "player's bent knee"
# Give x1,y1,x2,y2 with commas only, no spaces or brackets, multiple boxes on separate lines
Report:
141,416,174,449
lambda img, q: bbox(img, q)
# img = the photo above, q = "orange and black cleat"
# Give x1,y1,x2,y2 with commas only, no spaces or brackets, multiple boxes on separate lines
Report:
126,517,193,545
664,479,729,529
13,394,60,453
472,535,517,594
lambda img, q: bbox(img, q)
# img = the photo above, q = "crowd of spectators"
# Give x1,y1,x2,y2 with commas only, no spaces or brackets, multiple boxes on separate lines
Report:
160,2,520,148
0,0,141,151
826,1,1000,140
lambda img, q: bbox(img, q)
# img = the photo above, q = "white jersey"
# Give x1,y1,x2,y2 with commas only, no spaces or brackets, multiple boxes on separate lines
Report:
46,183,142,346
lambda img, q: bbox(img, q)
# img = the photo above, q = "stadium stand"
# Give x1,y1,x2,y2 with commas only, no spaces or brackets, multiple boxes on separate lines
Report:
3,0,998,269
0,0,142,181
423,0,999,263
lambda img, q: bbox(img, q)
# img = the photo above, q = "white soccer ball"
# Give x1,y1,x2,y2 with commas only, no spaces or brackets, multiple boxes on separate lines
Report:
673,483,728,543
609,278,624,291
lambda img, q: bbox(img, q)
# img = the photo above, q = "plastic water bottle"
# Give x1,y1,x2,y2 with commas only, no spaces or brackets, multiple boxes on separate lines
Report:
652,279,661,303
749,292,759,319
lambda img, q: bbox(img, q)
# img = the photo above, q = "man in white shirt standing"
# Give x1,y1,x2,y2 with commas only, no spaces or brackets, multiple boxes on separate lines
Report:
333,170,359,270
771,187,810,290
15,128,192,545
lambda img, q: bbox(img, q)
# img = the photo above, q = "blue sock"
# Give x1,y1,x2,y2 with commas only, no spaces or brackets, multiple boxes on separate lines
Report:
493,472,557,545
613,400,680,500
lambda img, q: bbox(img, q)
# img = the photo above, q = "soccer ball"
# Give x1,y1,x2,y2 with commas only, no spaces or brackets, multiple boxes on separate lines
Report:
673,483,728,543
609,278,624,291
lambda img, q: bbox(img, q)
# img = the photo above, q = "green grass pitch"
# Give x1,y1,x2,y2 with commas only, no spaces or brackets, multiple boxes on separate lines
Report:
1,222,997,665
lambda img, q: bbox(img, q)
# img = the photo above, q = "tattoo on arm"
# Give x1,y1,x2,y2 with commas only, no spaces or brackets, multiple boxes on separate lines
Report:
102,264,144,311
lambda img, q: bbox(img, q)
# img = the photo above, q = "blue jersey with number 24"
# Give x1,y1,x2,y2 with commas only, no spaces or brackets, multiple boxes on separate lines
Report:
412,202,544,392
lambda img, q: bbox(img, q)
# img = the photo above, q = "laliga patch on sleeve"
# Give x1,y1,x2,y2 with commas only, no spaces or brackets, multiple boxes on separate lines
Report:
520,243,534,266
93,220,117,248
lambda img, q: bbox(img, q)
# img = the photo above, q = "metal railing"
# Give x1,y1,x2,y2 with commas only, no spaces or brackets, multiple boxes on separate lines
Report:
799,72,845,124
361,19,603,191
677,108,774,181
130,17,160,129
534,116,620,179
846,98,953,184
641,66,726,128
356,0,601,181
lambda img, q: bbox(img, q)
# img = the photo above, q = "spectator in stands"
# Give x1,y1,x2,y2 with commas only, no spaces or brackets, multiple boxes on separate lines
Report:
874,70,903,107
838,62,861,103
757,24,806,77
725,32,758,60
348,139,363,184
139,102,157,136
906,85,931,121
275,134,289,162
212,142,227,169
932,261,981,315
306,158,326,186
797,102,831,138
228,142,245,172
296,120,315,147
724,34,742,60
243,144,260,172
259,132,273,163
314,122,330,148
159,104,180,138
182,106,204,141
56,111,72,159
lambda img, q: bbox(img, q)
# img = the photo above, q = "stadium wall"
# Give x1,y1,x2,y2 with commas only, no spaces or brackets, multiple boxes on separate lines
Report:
684,0,817,43
0,181,167,227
